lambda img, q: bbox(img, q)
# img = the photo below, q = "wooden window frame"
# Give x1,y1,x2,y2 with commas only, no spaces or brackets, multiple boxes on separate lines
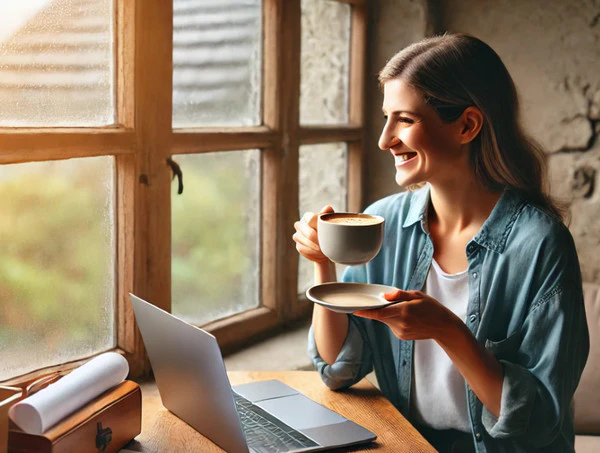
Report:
0,0,367,383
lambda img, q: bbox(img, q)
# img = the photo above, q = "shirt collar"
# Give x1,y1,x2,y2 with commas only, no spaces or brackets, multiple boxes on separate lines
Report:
402,185,430,228
402,184,527,254
472,189,527,254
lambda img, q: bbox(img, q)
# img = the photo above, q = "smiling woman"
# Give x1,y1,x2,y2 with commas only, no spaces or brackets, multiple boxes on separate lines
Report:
294,33,589,453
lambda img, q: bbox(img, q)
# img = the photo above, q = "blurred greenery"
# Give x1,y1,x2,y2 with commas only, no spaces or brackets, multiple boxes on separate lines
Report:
0,158,114,379
0,151,260,379
171,151,260,325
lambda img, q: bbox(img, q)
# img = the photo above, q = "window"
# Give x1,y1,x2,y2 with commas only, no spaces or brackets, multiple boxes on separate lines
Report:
0,0,367,382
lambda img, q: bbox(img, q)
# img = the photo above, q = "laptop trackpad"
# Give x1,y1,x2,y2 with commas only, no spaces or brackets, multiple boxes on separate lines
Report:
257,394,346,430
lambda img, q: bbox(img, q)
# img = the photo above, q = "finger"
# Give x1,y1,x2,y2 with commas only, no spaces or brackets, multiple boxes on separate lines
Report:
295,242,328,263
306,212,319,229
381,289,415,302
292,230,321,253
296,220,320,246
354,309,381,319
356,299,418,320
301,211,316,224
319,205,335,214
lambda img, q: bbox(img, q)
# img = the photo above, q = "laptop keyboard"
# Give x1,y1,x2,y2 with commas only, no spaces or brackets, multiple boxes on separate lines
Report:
233,391,319,453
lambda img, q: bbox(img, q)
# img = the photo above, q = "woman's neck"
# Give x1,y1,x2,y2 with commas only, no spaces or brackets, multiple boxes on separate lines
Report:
428,180,502,236
426,180,502,274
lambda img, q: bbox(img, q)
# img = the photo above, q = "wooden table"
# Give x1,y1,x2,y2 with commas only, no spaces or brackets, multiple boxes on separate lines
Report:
124,371,436,453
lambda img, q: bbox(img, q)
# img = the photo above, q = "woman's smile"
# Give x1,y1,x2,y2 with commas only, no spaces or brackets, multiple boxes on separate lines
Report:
393,151,417,166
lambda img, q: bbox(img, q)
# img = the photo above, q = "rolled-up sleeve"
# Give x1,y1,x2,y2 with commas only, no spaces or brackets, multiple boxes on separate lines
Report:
481,286,589,447
307,316,373,390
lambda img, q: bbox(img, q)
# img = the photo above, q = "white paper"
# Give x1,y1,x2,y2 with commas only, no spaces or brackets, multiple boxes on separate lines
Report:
9,352,129,434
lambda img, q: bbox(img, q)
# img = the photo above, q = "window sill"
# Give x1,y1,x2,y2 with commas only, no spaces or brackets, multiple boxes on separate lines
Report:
223,319,313,371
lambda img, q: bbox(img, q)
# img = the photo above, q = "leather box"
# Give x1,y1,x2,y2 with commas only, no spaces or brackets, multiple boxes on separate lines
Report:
8,380,141,453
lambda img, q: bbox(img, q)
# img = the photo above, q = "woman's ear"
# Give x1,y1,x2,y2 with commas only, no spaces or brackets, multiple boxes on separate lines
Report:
459,106,484,144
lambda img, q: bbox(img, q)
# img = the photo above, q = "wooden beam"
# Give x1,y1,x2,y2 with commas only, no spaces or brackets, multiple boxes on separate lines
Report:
334,0,367,5
262,0,301,320
171,127,278,154
116,154,138,356
116,0,135,128
128,0,173,376
261,0,284,316
0,129,135,164
114,0,140,373
299,125,363,145
347,3,368,212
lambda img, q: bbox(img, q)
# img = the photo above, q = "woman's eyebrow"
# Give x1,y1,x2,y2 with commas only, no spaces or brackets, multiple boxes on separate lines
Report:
382,109,420,116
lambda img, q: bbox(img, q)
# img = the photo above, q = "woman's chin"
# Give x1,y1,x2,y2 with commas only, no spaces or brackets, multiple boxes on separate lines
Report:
395,173,421,189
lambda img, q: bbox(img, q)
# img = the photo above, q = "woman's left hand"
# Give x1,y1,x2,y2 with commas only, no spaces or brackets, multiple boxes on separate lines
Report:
354,289,461,341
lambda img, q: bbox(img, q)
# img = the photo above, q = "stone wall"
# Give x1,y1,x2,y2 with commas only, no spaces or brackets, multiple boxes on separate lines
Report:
366,0,600,283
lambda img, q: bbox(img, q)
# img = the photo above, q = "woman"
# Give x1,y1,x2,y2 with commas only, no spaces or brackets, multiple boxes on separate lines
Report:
293,33,589,452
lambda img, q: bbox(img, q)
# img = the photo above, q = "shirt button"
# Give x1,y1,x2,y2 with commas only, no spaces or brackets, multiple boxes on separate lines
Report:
475,432,483,442
472,272,478,279
469,314,477,323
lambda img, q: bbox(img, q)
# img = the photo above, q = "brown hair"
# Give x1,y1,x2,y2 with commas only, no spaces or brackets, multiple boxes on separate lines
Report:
379,33,565,221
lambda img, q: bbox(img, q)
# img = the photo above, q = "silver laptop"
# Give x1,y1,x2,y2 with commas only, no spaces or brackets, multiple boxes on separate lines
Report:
129,294,376,453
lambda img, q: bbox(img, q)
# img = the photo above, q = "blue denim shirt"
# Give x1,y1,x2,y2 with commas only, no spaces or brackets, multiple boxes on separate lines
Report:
308,185,589,452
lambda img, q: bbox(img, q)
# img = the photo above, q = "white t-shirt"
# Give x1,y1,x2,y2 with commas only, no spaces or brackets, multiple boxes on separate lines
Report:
410,259,471,432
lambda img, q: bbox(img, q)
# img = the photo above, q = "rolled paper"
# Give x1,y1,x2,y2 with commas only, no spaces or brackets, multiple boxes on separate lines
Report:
9,352,129,434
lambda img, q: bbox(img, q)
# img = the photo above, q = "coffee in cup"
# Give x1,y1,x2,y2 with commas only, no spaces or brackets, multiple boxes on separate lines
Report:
317,212,385,265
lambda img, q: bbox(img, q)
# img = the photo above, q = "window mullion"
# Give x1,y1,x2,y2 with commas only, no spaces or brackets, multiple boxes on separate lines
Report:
347,2,367,212
126,0,173,376
262,0,302,322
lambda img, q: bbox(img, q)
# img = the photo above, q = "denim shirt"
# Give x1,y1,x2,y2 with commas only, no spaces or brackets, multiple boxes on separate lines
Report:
308,185,589,452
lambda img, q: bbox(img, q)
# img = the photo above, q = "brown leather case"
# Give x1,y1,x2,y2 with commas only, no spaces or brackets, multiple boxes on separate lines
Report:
7,380,141,453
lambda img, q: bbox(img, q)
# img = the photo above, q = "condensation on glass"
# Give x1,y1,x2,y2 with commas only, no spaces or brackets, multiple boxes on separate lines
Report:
297,143,348,294
300,0,350,125
0,157,116,380
172,0,262,128
0,0,115,127
171,150,260,325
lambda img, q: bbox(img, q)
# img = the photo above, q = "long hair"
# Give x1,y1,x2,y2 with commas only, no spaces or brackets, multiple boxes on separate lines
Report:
379,33,566,222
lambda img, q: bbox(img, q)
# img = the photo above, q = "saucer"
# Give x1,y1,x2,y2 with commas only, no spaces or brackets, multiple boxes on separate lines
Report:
306,282,398,314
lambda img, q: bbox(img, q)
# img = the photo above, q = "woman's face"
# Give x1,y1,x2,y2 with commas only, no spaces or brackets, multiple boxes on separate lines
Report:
378,79,468,189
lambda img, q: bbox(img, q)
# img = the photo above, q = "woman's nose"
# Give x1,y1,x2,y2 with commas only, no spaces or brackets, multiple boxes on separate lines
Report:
378,123,398,151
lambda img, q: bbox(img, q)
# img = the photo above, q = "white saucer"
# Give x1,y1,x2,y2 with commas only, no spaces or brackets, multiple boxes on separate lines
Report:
306,282,398,314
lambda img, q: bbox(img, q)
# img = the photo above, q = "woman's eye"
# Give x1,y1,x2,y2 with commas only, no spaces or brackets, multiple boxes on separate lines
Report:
398,117,414,124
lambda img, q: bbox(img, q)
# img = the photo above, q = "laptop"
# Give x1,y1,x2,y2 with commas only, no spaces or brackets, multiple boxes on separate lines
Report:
129,294,376,453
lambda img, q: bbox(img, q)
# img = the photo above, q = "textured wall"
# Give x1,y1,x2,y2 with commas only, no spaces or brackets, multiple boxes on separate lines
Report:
367,0,600,283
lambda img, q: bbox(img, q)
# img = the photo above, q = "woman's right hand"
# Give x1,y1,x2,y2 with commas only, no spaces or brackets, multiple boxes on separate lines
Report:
295,205,346,365
293,205,334,263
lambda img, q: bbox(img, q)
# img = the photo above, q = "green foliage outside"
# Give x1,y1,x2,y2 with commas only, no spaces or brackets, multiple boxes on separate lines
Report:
0,152,260,379
171,151,260,325
0,158,114,379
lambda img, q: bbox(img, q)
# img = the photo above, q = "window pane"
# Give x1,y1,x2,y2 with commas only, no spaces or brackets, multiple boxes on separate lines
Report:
0,0,115,127
171,150,260,325
172,0,262,128
300,0,350,125
298,143,348,294
0,157,115,380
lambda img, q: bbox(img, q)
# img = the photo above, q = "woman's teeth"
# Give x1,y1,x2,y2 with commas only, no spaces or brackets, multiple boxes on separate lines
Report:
395,153,416,163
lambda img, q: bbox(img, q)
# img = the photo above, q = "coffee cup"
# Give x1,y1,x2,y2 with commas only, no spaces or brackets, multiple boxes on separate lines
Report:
317,212,385,265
